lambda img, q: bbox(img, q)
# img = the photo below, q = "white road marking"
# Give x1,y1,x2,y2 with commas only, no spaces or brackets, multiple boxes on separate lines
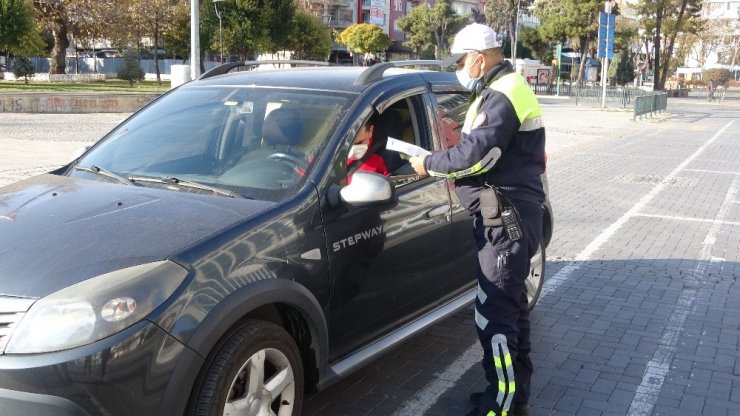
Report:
544,120,734,298
392,120,734,416
633,213,740,227
627,176,738,416
683,168,740,175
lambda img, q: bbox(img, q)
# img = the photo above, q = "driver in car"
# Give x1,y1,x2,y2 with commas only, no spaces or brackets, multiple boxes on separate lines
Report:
347,112,390,183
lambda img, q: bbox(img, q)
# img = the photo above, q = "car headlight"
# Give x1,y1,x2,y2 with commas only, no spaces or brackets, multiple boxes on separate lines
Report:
5,260,188,354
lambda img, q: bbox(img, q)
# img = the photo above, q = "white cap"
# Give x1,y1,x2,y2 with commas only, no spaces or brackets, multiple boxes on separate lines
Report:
442,23,501,66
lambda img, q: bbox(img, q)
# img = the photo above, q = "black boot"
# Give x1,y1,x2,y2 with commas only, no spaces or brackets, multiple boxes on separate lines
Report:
468,393,529,416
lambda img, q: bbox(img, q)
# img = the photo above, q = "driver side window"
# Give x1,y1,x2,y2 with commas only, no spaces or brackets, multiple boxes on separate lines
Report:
342,95,435,187
382,96,435,187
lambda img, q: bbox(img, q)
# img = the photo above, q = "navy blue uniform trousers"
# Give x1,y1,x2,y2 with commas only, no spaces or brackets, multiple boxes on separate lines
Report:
474,199,542,415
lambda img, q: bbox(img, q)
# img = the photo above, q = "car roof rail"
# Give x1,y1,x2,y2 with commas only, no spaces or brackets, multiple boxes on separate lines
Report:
199,60,332,80
354,60,445,85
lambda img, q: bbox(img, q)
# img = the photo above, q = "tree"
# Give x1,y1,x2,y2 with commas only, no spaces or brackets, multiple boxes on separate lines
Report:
396,4,435,58
125,0,183,85
396,0,466,60
14,22,45,57
66,0,115,73
162,3,191,61
286,9,332,61
337,23,391,62
534,0,604,84
221,0,295,61
118,48,144,86
469,7,485,24
714,12,740,67
0,0,44,58
608,50,634,86
703,67,732,86
484,0,534,61
162,1,216,71
518,26,554,63
11,55,34,83
33,0,70,74
685,19,726,70
634,0,702,91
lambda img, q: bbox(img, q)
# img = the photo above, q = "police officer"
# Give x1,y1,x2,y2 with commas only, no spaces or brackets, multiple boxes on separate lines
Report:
409,23,546,416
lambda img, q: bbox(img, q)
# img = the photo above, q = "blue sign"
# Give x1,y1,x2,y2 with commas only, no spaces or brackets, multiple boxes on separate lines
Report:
599,12,615,28
597,12,616,59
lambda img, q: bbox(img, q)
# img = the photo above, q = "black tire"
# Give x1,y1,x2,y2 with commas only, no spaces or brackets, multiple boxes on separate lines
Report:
188,319,304,416
526,239,545,311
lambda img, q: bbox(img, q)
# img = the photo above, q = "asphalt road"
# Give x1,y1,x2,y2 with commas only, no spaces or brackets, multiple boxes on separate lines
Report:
1,97,738,416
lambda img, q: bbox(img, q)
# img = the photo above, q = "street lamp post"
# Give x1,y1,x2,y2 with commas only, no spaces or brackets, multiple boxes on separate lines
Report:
213,0,225,64
513,0,521,69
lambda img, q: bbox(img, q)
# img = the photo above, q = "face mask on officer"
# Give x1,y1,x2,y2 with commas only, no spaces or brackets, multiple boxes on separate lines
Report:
456,52,483,91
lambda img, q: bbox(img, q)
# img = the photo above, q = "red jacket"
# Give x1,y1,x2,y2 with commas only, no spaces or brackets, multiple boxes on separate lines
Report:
347,147,389,184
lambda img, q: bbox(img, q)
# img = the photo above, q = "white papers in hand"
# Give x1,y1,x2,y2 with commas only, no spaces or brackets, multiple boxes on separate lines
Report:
385,137,431,157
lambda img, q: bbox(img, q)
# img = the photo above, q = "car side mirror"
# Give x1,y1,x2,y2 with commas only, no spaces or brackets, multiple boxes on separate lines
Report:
329,172,397,209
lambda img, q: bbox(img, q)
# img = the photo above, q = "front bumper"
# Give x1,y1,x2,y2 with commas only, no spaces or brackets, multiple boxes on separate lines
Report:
0,320,201,416
0,388,89,416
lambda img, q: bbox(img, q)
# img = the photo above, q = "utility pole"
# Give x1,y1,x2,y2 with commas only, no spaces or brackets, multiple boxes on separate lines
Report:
190,0,200,79
512,0,520,70
555,43,562,96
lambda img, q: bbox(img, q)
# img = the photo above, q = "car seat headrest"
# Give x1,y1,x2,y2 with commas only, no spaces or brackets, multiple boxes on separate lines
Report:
370,110,404,149
262,107,303,147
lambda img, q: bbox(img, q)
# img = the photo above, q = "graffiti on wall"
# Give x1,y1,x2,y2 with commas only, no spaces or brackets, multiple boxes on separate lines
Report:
0,94,158,114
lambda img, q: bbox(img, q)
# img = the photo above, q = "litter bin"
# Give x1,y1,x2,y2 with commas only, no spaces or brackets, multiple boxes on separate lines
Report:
170,65,191,89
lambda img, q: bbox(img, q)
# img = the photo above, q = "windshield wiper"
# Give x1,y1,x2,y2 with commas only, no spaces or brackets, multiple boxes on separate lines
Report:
74,165,132,185
129,176,240,198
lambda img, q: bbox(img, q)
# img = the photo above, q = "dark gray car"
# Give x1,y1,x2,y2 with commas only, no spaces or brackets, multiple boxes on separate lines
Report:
0,61,552,416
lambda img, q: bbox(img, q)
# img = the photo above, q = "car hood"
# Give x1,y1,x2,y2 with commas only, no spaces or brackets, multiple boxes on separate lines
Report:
0,174,275,298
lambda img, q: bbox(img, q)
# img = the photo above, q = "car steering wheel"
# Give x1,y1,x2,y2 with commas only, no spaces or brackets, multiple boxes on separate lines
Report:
267,152,307,171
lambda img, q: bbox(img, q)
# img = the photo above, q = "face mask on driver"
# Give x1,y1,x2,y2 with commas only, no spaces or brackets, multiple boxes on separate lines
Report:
348,144,368,160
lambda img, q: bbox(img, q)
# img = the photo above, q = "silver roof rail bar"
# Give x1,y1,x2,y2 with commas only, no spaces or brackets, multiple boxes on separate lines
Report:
354,60,444,85
199,60,332,80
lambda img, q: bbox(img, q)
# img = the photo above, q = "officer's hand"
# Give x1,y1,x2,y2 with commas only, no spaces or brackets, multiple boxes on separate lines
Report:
409,155,428,176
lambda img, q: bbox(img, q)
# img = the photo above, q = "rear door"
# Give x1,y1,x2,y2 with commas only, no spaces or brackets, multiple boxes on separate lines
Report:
427,84,480,293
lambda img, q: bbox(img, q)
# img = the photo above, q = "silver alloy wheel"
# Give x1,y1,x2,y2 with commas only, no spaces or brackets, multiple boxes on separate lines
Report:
222,348,296,416
526,245,544,310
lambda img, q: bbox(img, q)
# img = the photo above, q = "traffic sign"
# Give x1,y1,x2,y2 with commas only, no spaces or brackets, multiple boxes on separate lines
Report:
597,12,615,59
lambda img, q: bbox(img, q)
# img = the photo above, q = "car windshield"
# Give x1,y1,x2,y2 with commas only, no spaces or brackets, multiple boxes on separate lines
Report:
72,85,352,202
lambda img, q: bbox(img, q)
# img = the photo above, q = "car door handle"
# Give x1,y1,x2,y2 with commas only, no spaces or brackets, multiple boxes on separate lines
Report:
426,205,449,219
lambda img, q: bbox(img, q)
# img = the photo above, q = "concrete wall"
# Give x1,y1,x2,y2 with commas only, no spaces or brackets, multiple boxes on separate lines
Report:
0,93,160,114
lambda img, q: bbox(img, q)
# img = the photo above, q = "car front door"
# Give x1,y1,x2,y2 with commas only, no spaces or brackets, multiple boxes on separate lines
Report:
322,93,464,359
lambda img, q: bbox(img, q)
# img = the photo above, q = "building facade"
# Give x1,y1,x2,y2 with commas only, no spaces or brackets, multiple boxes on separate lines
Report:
305,0,483,62
682,0,740,77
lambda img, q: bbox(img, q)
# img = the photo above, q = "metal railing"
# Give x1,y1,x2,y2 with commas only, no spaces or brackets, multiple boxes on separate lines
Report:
633,92,668,120
28,57,221,78
690,88,740,101
574,85,652,108
530,83,654,108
